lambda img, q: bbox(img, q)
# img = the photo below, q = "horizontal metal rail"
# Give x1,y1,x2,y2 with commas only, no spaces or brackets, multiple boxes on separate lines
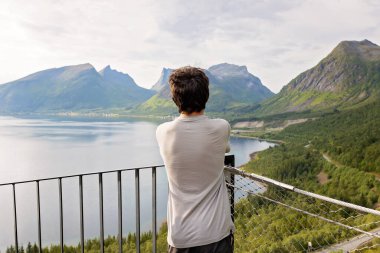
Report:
227,181,380,239
224,166,380,217
0,164,165,187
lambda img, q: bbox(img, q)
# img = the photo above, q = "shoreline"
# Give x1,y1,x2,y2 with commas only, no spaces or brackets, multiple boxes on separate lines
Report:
233,133,280,170
230,132,284,144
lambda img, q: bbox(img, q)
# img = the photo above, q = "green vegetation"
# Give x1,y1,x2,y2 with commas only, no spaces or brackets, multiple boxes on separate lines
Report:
233,194,379,252
276,101,380,173
240,101,380,206
229,100,380,252
134,94,177,115
243,143,380,208
4,225,168,253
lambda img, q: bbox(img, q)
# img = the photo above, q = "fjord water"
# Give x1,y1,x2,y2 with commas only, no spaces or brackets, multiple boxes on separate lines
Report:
0,116,274,250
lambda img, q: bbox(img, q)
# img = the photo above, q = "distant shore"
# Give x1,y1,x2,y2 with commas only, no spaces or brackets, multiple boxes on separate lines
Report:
230,132,284,144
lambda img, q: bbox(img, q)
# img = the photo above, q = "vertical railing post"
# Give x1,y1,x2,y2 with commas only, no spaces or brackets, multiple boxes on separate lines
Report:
224,154,235,221
99,173,104,253
36,181,42,253
152,167,157,253
224,154,235,250
117,171,123,253
58,178,64,253
135,169,141,253
12,184,19,253
79,176,84,253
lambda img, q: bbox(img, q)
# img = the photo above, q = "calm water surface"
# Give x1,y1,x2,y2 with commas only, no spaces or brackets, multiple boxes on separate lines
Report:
0,116,274,250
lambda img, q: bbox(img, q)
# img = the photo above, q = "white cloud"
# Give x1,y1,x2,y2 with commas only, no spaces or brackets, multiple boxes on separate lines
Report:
0,0,379,92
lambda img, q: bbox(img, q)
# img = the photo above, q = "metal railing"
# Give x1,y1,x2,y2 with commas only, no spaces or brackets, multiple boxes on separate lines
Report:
225,163,380,252
2,154,380,252
0,165,165,253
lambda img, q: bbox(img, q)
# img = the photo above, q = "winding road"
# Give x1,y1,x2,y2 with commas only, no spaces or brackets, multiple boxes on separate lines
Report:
319,153,380,252
316,227,380,252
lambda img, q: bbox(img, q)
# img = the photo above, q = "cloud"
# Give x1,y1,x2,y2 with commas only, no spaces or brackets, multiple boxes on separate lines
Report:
0,0,379,92
156,0,299,40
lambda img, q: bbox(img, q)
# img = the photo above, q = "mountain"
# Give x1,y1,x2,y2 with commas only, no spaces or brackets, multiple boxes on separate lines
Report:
151,68,173,92
256,39,380,116
206,63,274,108
0,64,155,113
98,65,155,105
137,63,274,114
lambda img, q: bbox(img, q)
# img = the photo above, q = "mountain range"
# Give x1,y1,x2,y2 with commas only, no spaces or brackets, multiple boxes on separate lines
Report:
0,39,379,117
0,62,273,114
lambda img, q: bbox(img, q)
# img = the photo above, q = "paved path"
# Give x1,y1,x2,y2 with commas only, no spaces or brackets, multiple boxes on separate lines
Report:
316,227,380,252
322,153,343,168
319,153,380,252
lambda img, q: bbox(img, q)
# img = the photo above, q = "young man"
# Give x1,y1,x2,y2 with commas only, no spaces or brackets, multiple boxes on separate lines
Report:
156,66,234,253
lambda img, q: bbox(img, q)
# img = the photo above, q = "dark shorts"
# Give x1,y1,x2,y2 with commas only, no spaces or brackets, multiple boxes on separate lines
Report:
168,234,234,253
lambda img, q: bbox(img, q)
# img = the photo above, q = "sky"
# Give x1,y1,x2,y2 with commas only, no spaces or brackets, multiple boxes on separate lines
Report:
0,0,379,93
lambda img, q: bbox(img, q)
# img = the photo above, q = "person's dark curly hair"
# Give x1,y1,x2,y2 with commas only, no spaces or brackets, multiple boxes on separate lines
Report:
169,66,209,114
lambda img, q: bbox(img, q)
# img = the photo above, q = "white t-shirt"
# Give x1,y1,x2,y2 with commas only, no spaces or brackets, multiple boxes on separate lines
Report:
156,114,235,248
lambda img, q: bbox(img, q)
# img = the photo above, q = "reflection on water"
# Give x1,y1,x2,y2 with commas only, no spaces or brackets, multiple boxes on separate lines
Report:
0,116,274,250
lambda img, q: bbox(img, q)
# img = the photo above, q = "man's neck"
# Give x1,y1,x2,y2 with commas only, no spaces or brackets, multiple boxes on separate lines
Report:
180,110,204,117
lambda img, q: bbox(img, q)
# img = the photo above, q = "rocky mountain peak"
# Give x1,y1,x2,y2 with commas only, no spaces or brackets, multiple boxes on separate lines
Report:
151,68,173,92
100,64,111,71
208,63,249,77
99,65,116,76
337,39,378,48
70,63,94,69
332,39,380,61
55,63,97,81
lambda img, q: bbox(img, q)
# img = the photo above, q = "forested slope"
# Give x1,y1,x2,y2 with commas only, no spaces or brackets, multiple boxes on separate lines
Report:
240,101,380,209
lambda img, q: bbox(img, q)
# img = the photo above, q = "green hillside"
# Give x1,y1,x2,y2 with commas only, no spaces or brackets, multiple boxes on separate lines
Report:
255,40,380,116
230,100,380,252
135,94,177,115
241,100,380,198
